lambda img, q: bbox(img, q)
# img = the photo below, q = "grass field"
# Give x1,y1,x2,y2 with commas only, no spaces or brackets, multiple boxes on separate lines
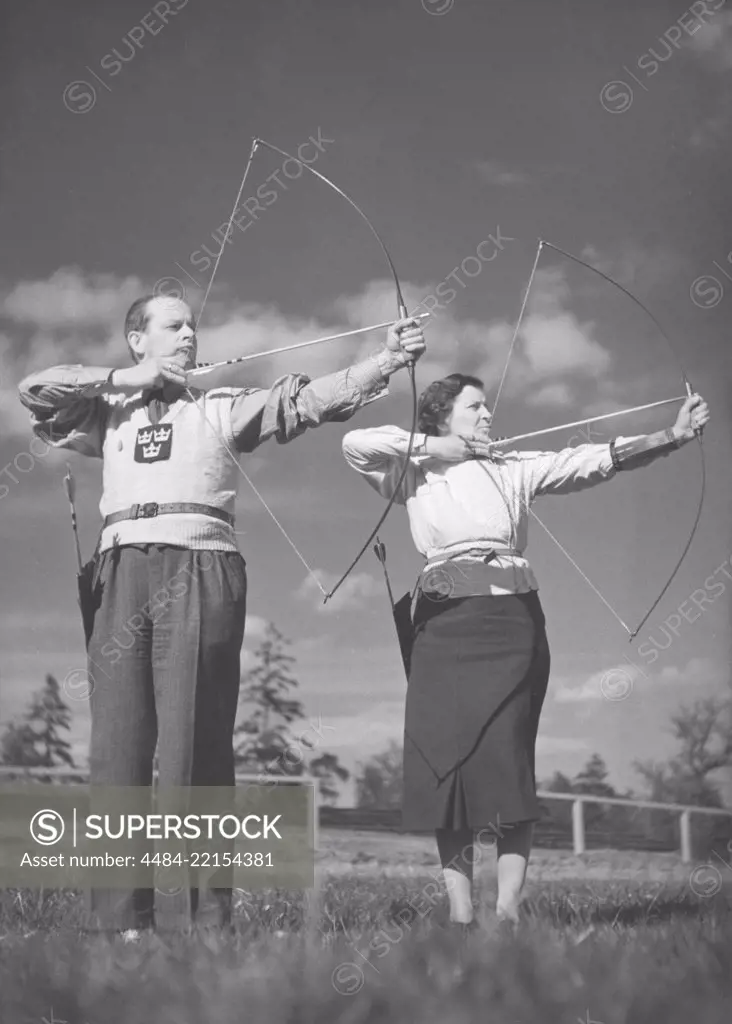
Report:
1,830,731,1024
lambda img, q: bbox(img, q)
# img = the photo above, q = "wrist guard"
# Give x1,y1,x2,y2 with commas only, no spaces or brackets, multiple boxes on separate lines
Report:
610,428,680,471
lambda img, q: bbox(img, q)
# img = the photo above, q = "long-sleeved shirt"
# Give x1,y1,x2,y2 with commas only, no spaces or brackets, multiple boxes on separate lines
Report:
18,358,388,553
342,425,655,595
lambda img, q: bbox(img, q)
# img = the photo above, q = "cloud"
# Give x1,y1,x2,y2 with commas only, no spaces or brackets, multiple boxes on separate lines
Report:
0,270,379,435
536,735,589,754
689,92,732,147
686,10,732,70
343,265,617,411
683,9,732,145
0,254,642,439
651,655,729,690
0,269,439,434
296,569,382,613
579,243,684,294
521,311,610,378
473,159,531,187
2,268,144,330
239,614,304,670
243,614,269,640
323,700,405,757
553,656,726,703
525,382,575,408
471,266,612,405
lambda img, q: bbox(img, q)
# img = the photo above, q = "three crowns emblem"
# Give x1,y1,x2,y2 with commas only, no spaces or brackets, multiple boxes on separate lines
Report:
135,423,173,463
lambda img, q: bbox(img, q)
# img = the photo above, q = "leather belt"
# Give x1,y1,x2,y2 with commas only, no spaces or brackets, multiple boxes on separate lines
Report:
103,502,234,528
424,545,520,568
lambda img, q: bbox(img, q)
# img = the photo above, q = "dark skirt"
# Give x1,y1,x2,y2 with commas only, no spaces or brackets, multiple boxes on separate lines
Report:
401,589,550,833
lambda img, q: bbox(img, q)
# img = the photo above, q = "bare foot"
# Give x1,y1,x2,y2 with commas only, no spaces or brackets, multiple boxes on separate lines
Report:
495,902,520,924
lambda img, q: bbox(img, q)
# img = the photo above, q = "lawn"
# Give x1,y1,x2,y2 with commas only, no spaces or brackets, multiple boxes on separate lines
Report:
1,832,730,1024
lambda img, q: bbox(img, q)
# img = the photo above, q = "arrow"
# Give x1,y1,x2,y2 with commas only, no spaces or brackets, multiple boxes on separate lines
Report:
189,313,431,377
489,396,687,450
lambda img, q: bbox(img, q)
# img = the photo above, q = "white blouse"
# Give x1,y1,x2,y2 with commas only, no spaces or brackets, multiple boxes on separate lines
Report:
342,426,627,595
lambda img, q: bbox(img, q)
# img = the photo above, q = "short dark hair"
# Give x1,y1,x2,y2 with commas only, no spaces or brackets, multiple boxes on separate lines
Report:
124,294,156,363
418,373,485,435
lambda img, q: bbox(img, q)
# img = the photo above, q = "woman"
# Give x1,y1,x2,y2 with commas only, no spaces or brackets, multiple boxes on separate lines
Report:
342,373,710,927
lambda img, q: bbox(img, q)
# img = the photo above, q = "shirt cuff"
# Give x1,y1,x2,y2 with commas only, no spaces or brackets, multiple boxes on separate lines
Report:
79,367,117,397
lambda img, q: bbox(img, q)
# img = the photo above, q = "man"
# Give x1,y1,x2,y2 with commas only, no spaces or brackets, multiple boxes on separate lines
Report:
18,294,425,934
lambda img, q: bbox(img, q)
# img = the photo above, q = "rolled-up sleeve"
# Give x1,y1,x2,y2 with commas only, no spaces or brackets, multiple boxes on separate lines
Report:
342,425,426,502
230,356,390,453
523,442,616,499
17,365,113,459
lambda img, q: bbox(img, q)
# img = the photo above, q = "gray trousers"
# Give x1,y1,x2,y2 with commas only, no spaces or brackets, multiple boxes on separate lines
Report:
83,543,247,932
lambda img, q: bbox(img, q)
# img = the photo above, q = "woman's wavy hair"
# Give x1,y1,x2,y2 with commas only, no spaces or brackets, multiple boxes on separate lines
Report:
417,373,485,436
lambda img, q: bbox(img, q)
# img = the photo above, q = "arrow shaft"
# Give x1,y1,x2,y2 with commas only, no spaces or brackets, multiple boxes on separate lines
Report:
190,313,430,376
491,396,686,448
379,560,397,609
63,466,84,572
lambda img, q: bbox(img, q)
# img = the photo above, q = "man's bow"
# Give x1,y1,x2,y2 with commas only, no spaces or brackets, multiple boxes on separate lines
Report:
182,137,421,603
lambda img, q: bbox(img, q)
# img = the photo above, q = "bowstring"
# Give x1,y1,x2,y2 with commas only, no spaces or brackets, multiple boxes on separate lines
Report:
467,447,631,633
528,507,631,634
196,138,259,329
489,240,544,422
185,387,328,597
488,239,634,636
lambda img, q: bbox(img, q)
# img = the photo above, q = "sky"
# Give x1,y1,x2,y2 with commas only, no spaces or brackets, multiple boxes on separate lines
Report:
1,0,731,806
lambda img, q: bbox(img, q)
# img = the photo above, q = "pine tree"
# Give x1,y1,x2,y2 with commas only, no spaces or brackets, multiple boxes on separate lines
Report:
234,623,305,773
543,770,574,793
572,753,616,832
572,753,616,798
0,674,75,768
233,622,350,803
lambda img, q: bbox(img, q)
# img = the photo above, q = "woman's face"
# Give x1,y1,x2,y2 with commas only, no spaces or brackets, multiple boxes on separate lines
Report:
444,385,493,439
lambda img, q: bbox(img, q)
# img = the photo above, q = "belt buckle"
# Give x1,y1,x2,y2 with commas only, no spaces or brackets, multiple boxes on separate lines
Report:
132,502,159,519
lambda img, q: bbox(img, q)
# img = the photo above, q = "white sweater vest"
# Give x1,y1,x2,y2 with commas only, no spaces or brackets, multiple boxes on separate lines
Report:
98,388,240,553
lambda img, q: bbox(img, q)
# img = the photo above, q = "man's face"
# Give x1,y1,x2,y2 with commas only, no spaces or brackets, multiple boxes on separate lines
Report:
445,385,493,439
130,297,198,369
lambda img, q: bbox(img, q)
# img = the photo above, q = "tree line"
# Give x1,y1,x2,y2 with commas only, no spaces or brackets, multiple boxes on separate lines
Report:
3,620,731,853
0,623,349,804
354,698,732,856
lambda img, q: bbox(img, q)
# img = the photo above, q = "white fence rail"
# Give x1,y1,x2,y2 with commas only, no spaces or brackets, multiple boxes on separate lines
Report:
536,790,732,863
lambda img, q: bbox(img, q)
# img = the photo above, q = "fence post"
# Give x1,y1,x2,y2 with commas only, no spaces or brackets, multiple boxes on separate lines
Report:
679,809,692,863
572,799,585,855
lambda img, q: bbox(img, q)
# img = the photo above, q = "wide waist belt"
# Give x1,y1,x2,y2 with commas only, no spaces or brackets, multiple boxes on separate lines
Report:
423,545,521,568
103,502,235,528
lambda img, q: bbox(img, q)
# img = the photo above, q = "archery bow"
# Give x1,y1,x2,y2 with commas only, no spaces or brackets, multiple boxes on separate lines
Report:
183,136,420,603
490,238,705,642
